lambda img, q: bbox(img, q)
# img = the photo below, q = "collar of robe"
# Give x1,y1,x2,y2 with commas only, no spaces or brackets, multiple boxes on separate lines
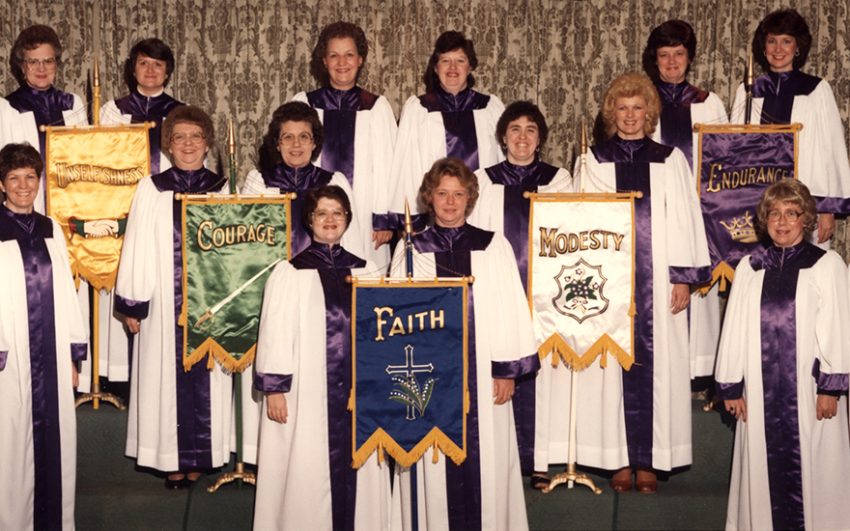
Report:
421,85,488,113
262,162,329,191
292,240,366,270
654,79,708,106
6,85,74,125
750,239,821,271
414,222,493,253
493,157,547,186
116,89,180,118
614,135,648,161
307,85,377,111
151,166,224,193
0,202,52,240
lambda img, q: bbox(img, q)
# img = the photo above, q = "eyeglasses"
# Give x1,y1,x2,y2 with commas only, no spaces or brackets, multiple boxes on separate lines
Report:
23,57,57,69
312,209,347,221
767,209,803,222
171,132,206,145
278,132,313,146
433,190,469,201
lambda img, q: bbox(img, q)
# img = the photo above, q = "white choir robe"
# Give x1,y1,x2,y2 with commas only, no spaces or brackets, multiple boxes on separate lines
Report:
469,165,575,472
715,250,850,531
0,96,29,146
292,91,398,268
571,146,710,471
115,176,232,471
252,260,391,531
388,229,535,531
0,217,87,531
652,90,728,379
389,93,504,217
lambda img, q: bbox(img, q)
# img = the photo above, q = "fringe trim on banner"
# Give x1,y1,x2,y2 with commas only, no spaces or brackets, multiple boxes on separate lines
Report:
538,333,634,371
699,261,735,295
182,337,256,374
73,262,118,292
352,426,466,469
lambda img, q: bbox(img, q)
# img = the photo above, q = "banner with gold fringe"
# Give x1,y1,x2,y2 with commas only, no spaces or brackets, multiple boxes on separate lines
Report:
528,193,636,371
180,194,291,373
695,124,799,290
44,124,152,290
351,280,469,469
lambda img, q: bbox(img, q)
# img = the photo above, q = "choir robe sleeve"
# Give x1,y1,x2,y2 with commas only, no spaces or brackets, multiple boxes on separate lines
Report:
329,171,368,262
807,81,850,206
65,93,88,126
238,169,275,195
99,99,130,126
472,234,538,378
48,219,88,361
729,83,749,124
663,148,711,284
714,256,757,400
389,96,431,218
114,177,159,319
365,96,399,229
253,261,298,393
811,252,850,393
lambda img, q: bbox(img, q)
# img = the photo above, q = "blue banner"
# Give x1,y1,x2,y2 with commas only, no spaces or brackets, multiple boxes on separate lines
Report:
352,282,468,468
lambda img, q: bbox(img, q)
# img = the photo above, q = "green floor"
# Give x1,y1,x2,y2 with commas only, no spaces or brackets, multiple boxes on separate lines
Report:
76,399,733,530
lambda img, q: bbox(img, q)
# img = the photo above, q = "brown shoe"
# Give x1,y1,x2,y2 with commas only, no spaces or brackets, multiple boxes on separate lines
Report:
635,469,657,494
609,467,633,493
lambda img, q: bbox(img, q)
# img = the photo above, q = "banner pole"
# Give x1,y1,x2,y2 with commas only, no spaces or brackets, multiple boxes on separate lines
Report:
75,288,126,410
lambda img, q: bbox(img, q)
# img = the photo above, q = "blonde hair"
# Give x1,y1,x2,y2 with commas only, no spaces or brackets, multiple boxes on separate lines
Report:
756,179,817,235
601,72,661,138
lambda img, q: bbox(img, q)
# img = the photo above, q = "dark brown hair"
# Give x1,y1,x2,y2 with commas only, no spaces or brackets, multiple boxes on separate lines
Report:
496,100,549,154
258,102,324,173
0,143,43,182
161,105,215,156
123,38,176,91
303,185,353,234
10,25,63,86
752,9,812,72
310,22,368,87
642,20,697,82
423,31,478,93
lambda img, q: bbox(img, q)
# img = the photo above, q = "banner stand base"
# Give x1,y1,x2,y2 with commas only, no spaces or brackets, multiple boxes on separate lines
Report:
75,391,125,411
543,462,602,495
207,462,256,492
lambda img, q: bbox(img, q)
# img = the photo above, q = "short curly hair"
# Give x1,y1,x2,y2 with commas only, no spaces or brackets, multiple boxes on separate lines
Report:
310,21,368,87
0,143,43,183
302,185,354,235
161,105,215,157
756,179,817,237
258,102,324,173
642,20,697,82
10,25,63,86
601,72,661,138
423,31,478,93
123,38,176,92
495,100,549,154
417,157,479,218
752,9,812,72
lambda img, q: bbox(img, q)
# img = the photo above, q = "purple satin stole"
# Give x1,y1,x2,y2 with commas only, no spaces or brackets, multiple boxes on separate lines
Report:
754,70,820,125
292,241,365,530
152,167,226,471
7,85,75,156
419,87,490,171
593,136,672,469
261,163,334,257
655,81,709,168
750,241,823,530
307,86,378,185
484,159,558,473
114,91,183,174
0,205,64,529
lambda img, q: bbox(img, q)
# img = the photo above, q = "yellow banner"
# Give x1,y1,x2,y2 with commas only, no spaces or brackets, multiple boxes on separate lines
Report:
45,125,151,290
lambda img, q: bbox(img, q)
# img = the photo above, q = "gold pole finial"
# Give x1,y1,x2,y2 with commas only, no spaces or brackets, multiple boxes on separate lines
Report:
746,52,753,87
227,118,236,156
404,198,413,236
580,118,588,155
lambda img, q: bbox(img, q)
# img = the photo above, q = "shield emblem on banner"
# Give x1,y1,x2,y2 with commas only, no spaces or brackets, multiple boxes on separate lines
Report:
552,258,609,323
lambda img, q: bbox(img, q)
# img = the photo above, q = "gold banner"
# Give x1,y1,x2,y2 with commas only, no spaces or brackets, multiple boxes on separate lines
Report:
45,125,151,290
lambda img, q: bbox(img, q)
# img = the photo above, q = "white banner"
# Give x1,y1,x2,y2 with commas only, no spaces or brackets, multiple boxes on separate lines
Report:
528,193,636,370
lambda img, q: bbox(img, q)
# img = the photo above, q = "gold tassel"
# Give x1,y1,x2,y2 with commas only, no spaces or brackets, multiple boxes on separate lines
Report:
378,443,384,465
432,441,439,464
347,390,354,411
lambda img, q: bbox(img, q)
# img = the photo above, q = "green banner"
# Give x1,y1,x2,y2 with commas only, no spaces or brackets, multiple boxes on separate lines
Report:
181,196,291,372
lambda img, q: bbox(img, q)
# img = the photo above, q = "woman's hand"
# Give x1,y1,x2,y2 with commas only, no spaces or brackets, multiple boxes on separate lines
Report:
267,392,288,423
816,394,838,420
817,213,835,243
123,316,141,334
71,362,79,389
670,283,689,314
493,378,515,405
724,398,747,422
372,230,393,249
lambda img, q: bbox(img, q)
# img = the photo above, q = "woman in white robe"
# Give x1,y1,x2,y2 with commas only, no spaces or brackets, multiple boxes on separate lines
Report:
390,31,504,227
731,8,850,247
0,143,87,531
390,157,537,531
469,101,573,486
116,106,231,488
716,179,850,531
578,73,710,493
253,185,390,530
643,20,729,379
292,22,397,268
5,25,87,215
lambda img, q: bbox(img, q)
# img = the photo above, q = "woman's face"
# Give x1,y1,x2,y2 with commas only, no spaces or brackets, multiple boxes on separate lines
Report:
765,33,797,73
503,115,540,165
766,200,805,247
431,174,469,228
0,166,40,214
277,120,315,169
134,53,168,95
434,48,471,95
22,43,57,91
310,197,348,245
613,96,648,140
169,122,208,170
323,37,363,91
655,44,689,84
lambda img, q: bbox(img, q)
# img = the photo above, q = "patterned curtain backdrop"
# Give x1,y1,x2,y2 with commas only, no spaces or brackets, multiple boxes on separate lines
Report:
2,0,850,256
